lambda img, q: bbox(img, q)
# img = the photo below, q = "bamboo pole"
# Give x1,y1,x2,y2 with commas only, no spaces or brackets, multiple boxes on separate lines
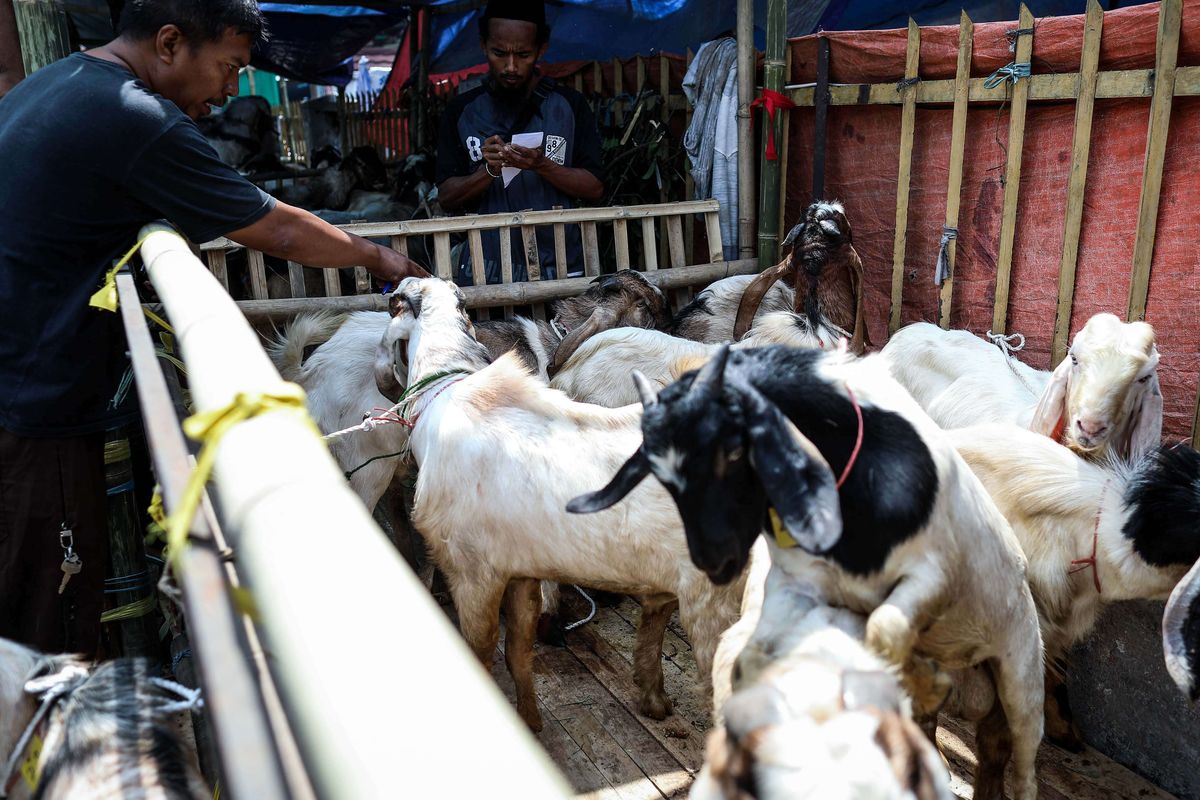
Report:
888,20,921,335
613,57,624,126
11,0,69,74
684,48,696,265
811,36,830,199
323,267,341,298
248,249,269,300
641,217,658,270
136,223,570,800
755,0,787,267
1052,0,1104,363
287,261,305,298
938,13,973,329
736,0,756,259
991,4,1035,336
233,259,762,322
1128,0,1181,323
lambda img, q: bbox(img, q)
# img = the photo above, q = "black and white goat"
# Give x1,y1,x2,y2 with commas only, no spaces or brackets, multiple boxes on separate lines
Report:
569,345,1044,800
371,277,745,732
882,314,1161,462
0,637,207,800
952,425,1200,747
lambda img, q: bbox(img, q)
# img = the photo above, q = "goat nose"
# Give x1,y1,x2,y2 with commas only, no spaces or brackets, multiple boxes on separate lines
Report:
1076,417,1109,438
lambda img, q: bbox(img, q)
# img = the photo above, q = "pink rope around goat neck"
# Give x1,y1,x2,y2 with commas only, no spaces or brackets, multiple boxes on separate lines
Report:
837,386,864,490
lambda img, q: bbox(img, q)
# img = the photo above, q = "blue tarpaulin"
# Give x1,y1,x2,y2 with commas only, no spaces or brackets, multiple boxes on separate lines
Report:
253,4,406,86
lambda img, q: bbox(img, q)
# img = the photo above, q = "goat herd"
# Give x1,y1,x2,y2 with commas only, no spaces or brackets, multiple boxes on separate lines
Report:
3,202,1198,799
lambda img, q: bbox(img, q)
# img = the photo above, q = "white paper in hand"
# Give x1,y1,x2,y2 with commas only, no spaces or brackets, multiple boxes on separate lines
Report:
502,131,545,188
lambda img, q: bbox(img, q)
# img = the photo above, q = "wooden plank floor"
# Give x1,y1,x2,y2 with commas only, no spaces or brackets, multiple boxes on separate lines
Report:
478,592,1176,800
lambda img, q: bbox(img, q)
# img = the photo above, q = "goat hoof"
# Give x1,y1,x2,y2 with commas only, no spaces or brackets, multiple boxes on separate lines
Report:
638,692,674,720
1046,728,1085,753
520,707,544,733
536,613,567,648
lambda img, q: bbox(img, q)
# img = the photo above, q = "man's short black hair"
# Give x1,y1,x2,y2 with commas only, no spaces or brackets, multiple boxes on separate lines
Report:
478,0,550,46
118,0,267,44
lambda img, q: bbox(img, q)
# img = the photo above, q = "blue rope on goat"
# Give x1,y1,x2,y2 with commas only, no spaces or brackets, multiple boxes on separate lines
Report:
984,61,1031,90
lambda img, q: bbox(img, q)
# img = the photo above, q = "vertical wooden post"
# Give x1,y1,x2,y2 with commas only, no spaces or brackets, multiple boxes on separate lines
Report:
0,0,28,96
888,19,921,335
737,0,756,258
684,47,696,265
755,0,787,267
1128,0,1181,323
811,36,830,200
1052,0,1104,362
658,52,670,269
991,3,1035,336
613,57,624,126
11,0,69,74
938,13,973,330
777,47,792,242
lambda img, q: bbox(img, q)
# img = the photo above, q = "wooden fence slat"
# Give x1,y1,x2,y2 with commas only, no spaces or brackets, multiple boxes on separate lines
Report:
499,227,515,318
888,19,921,335
354,266,371,295
592,60,602,95
1052,0,1104,362
1128,0,1182,322
323,268,341,298
666,216,686,268
468,226,487,321
553,223,568,279
704,211,724,263
207,250,228,290
641,218,659,270
390,235,408,258
991,4,1036,335
636,55,645,91
287,261,306,299
520,225,542,281
613,218,631,270
247,248,269,300
684,48,695,265
582,222,601,277
433,232,453,280
937,12,974,329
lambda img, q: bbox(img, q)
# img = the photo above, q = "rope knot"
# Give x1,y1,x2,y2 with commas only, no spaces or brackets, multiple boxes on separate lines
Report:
986,329,1025,356
934,226,958,286
984,61,1031,90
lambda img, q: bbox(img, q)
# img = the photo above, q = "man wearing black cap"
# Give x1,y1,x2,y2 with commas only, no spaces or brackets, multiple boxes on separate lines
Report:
436,0,605,283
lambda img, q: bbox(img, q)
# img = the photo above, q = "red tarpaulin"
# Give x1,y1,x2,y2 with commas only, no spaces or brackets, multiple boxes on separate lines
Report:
782,0,1199,441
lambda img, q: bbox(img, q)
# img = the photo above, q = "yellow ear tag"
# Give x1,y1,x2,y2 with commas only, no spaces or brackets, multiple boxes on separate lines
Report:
19,731,44,789
769,507,799,549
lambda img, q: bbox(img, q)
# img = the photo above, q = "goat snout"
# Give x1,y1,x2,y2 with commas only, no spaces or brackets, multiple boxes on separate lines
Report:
1074,415,1110,444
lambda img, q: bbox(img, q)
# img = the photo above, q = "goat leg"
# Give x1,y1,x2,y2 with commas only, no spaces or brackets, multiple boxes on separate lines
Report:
864,572,942,668
634,593,679,719
503,578,544,732
1043,667,1084,752
972,689,1013,800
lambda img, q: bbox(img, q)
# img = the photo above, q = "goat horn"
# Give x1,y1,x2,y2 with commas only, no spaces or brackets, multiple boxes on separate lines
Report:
692,344,730,396
732,256,795,341
550,306,618,374
631,370,658,407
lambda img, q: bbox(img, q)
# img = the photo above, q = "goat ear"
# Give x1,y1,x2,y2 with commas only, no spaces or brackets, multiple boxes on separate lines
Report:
567,448,651,513
1030,356,1071,441
781,222,804,248
743,387,842,553
1124,372,1163,461
1163,556,1200,701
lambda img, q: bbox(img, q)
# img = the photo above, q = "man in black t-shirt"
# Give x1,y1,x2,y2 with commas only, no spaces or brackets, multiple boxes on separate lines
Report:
435,0,604,283
0,0,428,656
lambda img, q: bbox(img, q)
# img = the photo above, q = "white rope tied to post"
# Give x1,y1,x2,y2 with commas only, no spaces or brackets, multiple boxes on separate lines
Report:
564,585,598,632
934,226,958,286
148,677,205,714
987,329,1039,397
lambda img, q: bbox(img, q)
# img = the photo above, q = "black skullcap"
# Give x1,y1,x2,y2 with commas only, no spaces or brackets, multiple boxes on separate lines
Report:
482,0,546,28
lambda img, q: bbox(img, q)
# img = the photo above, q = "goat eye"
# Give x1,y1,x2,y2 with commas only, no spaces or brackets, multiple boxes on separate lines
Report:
1070,354,1079,366
1138,375,1152,384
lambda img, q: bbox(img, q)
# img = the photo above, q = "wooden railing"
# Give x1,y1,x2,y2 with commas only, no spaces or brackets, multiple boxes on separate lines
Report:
199,199,739,322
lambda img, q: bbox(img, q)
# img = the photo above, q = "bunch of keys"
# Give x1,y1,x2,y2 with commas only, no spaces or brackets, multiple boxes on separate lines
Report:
58,523,82,595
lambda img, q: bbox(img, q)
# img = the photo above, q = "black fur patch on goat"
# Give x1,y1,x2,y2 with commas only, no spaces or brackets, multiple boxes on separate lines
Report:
1123,443,1200,568
669,293,713,331
732,348,939,576
32,658,202,799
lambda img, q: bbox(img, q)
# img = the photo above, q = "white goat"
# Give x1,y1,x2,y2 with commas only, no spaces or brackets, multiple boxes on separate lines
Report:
570,345,1044,800
671,274,796,343
552,311,835,408
694,556,951,800
948,424,1200,747
0,637,207,800
882,314,1161,461
374,277,745,732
